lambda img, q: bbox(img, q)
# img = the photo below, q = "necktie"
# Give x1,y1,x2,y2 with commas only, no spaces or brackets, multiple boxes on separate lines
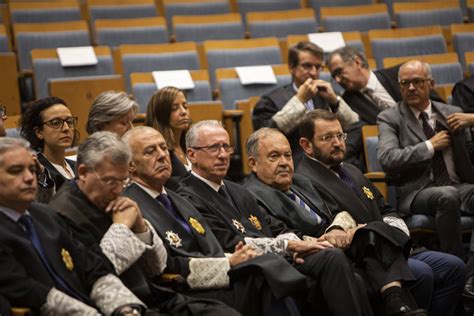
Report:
286,191,324,225
419,111,452,186
363,88,390,111
331,164,356,192
157,194,192,234
218,185,234,206
19,215,85,302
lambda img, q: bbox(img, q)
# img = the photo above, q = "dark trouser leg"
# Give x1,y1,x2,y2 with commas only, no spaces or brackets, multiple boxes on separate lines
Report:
295,248,371,316
411,186,463,257
407,258,434,310
411,251,466,316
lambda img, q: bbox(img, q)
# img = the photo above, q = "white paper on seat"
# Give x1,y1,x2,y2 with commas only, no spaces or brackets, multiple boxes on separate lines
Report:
152,70,195,90
57,46,98,67
235,65,277,85
308,32,346,53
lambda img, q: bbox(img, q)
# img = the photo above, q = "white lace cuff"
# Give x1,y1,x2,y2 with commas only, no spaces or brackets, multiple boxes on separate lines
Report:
41,288,99,316
91,274,145,316
138,220,168,277
272,96,307,134
325,211,357,233
187,257,230,289
383,216,410,237
245,232,299,256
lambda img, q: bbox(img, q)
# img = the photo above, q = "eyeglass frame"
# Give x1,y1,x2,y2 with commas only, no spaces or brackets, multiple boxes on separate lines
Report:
93,170,130,188
190,143,234,154
41,117,78,129
298,62,324,72
317,132,348,143
399,77,432,89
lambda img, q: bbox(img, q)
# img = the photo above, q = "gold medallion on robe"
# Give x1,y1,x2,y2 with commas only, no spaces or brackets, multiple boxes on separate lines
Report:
362,186,374,200
189,217,205,235
232,219,246,234
166,231,182,248
61,248,74,271
248,214,262,230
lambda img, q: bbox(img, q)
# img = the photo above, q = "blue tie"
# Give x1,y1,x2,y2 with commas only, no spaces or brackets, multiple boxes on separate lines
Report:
157,194,192,234
286,191,324,225
19,215,86,302
331,164,356,191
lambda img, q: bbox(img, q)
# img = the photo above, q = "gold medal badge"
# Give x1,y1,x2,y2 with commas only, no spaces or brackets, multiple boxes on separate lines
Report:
61,248,74,271
232,219,246,234
166,231,183,248
362,186,374,200
189,217,205,235
248,214,262,230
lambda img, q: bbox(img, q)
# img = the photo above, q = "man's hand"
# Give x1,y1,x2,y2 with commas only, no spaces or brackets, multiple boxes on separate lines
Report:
288,239,334,264
313,79,338,104
228,241,259,267
429,131,451,151
323,229,348,249
296,78,319,103
107,197,147,233
345,224,366,245
447,113,474,132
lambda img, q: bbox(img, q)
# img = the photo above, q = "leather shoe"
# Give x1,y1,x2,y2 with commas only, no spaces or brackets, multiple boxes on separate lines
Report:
391,305,427,316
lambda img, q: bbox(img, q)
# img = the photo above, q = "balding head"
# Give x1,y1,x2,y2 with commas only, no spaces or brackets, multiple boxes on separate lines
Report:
398,60,434,111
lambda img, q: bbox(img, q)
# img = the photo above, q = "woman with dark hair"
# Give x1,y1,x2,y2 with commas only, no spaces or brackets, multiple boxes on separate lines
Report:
146,86,191,177
20,96,78,191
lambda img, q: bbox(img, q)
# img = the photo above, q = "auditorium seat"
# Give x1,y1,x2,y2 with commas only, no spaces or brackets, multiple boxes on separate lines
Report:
450,23,474,72
236,0,301,23
320,3,391,33
216,64,291,110
130,70,213,113
49,74,125,141
9,1,82,23
368,25,447,68
0,24,9,52
94,17,169,47
31,46,115,99
172,13,244,43
235,96,260,175
13,20,91,73
308,0,373,20
393,1,463,28
383,53,463,86
203,37,282,88
117,42,201,92
246,9,317,39
466,51,474,75
0,53,21,116
87,0,159,24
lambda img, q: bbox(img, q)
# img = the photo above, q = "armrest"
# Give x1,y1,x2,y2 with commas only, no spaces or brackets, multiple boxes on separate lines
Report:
364,172,388,202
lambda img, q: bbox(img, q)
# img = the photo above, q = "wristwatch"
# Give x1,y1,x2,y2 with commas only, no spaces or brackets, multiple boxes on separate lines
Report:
330,95,342,112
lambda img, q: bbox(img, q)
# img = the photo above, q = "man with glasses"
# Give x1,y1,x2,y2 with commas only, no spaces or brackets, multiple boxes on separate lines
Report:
179,120,375,316
253,41,359,162
327,46,443,172
377,60,474,259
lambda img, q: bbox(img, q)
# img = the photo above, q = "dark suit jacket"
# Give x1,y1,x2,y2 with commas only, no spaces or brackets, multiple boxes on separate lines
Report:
244,173,334,237
342,65,444,171
0,203,113,311
252,83,332,162
377,101,474,213
123,183,225,278
37,152,75,191
178,173,293,253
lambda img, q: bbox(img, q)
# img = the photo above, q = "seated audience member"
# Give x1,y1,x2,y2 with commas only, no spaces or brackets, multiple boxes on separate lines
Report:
0,137,145,315
178,120,376,316
326,46,443,171
49,131,237,315
247,126,464,316
146,86,191,178
377,60,474,258
122,126,306,316
0,104,7,137
86,90,137,137
252,41,359,162
20,97,78,192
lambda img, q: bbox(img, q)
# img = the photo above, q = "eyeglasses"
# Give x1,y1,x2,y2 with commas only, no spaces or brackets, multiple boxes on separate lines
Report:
298,62,324,72
94,171,130,188
330,67,344,79
318,133,347,143
191,143,234,154
42,117,78,129
399,78,431,89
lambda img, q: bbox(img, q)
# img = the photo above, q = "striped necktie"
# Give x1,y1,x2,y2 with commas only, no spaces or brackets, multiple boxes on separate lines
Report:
286,191,324,225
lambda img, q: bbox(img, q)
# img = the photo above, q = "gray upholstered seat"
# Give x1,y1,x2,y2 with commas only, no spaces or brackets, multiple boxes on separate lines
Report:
164,0,230,30
10,7,81,23
89,3,158,24
96,24,168,47
395,7,463,28
322,13,390,33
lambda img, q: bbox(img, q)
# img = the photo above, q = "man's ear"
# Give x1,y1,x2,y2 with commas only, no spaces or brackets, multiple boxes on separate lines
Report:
248,156,257,173
187,148,196,164
299,137,313,156
129,160,136,174
77,164,88,181
428,78,435,90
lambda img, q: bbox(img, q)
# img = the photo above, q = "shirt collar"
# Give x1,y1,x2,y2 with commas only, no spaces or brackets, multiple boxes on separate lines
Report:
364,71,379,92
191,170,223,192
133,181,166,199
409,101,433,119
0,206,29,223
